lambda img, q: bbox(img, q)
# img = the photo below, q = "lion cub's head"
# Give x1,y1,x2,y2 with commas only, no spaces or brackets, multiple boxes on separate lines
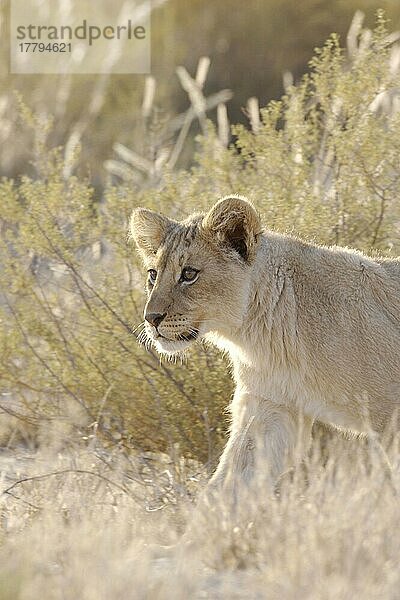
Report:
130,195,262,355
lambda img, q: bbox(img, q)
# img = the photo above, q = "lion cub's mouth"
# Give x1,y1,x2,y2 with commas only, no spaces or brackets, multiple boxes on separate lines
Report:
151,326,200,355
157,329,199,342
176,330,199,341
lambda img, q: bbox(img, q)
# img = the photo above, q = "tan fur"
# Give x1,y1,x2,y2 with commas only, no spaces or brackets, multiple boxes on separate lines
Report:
130,196,400,492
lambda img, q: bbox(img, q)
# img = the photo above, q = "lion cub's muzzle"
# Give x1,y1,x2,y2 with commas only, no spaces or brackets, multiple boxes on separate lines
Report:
144,312,200,343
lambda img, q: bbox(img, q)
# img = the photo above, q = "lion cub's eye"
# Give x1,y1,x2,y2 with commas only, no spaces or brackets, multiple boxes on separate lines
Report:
147,269,157,284
180,267,199,284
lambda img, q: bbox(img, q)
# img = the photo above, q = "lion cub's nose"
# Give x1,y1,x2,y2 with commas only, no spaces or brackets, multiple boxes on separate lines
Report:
145,312,167,328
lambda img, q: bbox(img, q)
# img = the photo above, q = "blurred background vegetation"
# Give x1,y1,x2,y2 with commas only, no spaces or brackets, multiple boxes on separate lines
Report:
1,2,400,465
1,0,400,186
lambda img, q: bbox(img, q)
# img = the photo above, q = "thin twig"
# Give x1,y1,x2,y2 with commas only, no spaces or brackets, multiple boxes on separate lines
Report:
2,468,140,504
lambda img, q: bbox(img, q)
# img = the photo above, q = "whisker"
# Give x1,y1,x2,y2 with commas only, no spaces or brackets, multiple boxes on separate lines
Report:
137,329,152,349
131,321,146,335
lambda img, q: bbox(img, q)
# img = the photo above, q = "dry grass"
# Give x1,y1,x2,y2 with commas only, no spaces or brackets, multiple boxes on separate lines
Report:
1,428,399,599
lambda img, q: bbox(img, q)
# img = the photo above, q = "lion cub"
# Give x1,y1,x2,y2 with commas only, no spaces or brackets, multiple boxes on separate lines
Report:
131,195,400,492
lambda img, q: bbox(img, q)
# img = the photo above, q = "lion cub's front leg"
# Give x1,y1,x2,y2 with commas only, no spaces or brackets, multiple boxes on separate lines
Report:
175,394,313,555
206,391,313,499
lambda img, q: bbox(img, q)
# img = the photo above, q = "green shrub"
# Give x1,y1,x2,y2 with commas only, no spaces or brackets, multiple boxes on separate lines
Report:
1,16,400,462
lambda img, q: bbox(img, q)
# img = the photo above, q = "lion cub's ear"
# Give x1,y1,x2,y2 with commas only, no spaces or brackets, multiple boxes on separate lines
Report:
130,207,171,257
202,195,262,261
